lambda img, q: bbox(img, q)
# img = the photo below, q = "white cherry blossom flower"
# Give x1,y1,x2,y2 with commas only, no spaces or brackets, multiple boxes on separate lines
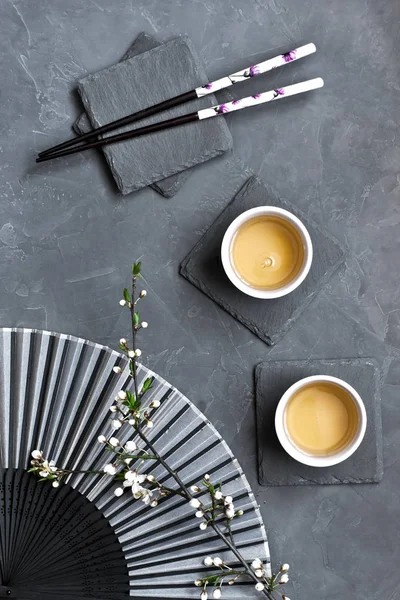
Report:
104,464,117,476
190,498,201,508
125,440,138,452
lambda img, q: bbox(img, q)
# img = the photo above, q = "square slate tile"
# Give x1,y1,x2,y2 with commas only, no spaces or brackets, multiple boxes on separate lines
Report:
78,36,233,195
180,176,345,345
74,32,191,199
255,358,383,486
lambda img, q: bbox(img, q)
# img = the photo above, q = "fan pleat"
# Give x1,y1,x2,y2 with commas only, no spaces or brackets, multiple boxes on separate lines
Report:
0,329,269,598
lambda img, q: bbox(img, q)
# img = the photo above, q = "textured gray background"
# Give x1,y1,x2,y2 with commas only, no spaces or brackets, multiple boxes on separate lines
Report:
0,1,399,599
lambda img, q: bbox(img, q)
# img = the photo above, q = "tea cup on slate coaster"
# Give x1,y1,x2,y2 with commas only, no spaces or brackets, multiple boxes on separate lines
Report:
255,358,383,486
77,35,233,195
180,176,345,345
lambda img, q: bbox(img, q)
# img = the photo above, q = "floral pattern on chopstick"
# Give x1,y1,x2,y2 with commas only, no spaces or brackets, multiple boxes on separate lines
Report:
197,78,323,120
199,88,284,119
195,46,302,97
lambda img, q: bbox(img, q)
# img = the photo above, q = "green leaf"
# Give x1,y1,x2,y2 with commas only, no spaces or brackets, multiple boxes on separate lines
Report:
209,483,215,493
141,377,153,394
118,343,126,351
204,575,220,584
123,288,131,303
132,262,142,276
126,390,141,411
133,312,140,326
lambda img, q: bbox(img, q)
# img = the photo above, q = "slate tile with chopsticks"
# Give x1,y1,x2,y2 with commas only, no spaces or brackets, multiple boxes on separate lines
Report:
77,35,233,195
74,32,192,199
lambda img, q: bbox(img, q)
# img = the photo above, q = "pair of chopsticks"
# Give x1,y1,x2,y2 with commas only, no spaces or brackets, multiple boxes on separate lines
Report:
36,43,323,163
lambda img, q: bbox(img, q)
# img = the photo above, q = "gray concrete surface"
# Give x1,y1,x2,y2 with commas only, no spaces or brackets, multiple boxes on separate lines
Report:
1,1,399,598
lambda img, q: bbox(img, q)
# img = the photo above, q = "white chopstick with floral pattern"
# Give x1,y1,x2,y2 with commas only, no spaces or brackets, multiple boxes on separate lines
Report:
197,77,324,120
195,42,316,98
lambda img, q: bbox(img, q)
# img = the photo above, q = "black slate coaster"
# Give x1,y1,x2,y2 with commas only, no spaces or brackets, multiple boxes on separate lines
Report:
74,32,191,199
78,36,233,195
255,358,383,486
180,176,346,345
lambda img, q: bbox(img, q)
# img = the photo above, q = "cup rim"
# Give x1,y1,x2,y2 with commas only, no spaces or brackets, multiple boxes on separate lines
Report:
220,206,313,299
274,375,367,467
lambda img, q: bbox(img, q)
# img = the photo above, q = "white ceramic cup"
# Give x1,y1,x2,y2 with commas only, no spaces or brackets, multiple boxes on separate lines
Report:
275,375,367,467
220,206,313,299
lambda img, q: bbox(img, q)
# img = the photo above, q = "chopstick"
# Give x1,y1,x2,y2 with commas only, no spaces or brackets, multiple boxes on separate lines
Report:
38,42,316,158
36,78,324,163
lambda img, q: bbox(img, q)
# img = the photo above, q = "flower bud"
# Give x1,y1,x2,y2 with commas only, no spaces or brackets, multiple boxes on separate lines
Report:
139,290,147,298
237,509,244,516
279,574,289,584
195,510,204,518
112,419,122,429
128,350,135,358
135,348,142,357
213,590,221,599
31,450,43,460
119,338,127,345
204,474,210,481
150,400,160,408
110,405,118,412
281,563,290,572
224,495,233,504
282,596,291,600
125,441,138,452
225,508,234,519
255,569,263,578
104,464,117,475
252,559,262,569
203,557,213,566
199,522,208,530
214,491,223,500
200,592,208,600
52,481,60,488
141,321,148,328
150,499,158,507
213,557,223,566
113,366,122,374
114,487,124,497
145,419,153,428
255,583,264,591
97,435,107,444
119,299,126,306
191,485,201,493
194,580,202,587
146,474,155,482
190,498,201,508
109,437,120,447
118,390,127,400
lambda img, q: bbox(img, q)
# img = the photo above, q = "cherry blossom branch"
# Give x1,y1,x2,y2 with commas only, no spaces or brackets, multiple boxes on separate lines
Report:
28,263,290,600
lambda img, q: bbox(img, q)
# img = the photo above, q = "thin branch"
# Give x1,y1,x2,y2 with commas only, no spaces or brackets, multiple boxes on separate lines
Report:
134,424,274,599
